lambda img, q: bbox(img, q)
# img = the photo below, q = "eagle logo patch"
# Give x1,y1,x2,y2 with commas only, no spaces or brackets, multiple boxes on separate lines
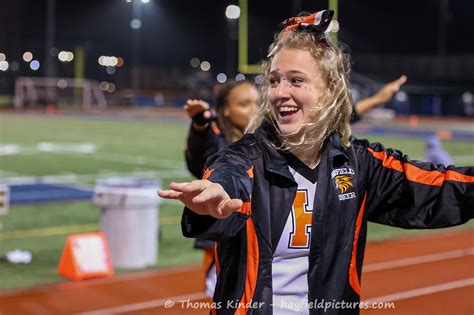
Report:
331,167,356,201
335,175,353,193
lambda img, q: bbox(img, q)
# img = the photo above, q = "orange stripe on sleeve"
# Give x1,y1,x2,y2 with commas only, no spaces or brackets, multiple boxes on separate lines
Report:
349,192,367,294
236,202,252,216
235,218,259,315
214,242,220,275
202,168,214,180
211,123,221,135
367,147,474,186
445,170,474,183
246,166,254,179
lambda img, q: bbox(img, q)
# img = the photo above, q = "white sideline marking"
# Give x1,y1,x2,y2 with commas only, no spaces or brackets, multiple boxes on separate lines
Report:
0,169,19,177
77,292,208,315
364,277,474,303
0,143,185,169
0,170,190,185
363,247,474,272
0,143,97,155
89,153,185,169
76,245,474,314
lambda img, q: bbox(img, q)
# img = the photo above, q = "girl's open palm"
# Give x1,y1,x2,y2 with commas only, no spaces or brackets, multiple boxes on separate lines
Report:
158,180,243,219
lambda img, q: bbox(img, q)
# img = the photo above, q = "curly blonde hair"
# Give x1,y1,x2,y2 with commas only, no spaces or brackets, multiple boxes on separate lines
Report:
247,31,353,151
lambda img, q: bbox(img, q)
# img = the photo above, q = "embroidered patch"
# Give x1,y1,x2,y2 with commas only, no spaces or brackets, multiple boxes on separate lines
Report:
331,167,356,201
335,175,352,193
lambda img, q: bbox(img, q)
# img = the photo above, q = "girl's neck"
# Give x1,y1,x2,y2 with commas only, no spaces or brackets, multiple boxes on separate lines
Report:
228,126,244,142
290,145,320,169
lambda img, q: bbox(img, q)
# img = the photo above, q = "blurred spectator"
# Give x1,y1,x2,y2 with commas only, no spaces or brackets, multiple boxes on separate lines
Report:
425,134,453,166
352,75,407,121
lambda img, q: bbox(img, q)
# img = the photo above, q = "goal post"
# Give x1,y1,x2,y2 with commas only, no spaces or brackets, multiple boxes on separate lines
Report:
238,0,261,75
14,77,108,110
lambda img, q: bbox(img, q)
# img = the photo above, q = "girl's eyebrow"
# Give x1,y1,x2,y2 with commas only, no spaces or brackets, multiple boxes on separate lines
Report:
269,69,308,76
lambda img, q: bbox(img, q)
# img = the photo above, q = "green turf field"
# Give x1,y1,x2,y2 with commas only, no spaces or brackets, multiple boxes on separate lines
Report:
0,113,473,290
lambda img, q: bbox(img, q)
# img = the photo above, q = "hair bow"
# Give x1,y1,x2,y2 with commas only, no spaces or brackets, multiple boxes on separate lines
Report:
280,10,338,35
267,10,339,57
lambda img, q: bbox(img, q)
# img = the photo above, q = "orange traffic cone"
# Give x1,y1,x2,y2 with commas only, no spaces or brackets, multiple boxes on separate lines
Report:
408,115,419,129
58,232,114,281
45,104,56,115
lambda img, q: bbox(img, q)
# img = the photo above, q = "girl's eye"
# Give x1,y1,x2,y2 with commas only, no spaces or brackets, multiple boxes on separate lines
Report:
291,78,303,85
239,101,250,108
269,78,278,86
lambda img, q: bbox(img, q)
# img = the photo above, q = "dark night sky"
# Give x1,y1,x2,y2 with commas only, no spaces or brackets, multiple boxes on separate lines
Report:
0,0,473,79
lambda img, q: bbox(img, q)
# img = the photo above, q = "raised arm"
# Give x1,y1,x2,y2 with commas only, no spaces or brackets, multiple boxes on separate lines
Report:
359,140,474,228
353,75,407,119
183,99,223,178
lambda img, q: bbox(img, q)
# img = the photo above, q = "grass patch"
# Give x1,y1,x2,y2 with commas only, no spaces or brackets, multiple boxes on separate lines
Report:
0,114,472,290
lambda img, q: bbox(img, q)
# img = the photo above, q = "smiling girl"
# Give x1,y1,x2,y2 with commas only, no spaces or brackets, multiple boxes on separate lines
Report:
160,10,473,315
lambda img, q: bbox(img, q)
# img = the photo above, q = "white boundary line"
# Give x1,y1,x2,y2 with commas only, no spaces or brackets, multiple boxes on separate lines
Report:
77,278,474,314
75,246,474,314
0,169,190,185
363,247,474,272
77,292,208,315
363,277,474,303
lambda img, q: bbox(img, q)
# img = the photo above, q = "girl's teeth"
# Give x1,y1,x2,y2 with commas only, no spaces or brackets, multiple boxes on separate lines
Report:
280,106,299,113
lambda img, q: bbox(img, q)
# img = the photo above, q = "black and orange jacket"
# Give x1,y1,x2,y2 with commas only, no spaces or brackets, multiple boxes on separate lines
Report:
185,121,228,179
185,121,229,249
182,123,473,314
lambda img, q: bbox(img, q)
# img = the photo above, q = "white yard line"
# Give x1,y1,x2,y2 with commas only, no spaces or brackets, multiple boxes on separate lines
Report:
0,169,190,185
363,277,474,303
363,247,474,272
77,242,474,314
77,278,474,314
0,170,20,177
89,153,185,169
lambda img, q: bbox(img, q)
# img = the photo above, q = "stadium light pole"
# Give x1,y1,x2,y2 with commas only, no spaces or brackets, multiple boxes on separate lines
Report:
45,0,57,108
129,0,148,91
226,5,240,78
45,0,56,79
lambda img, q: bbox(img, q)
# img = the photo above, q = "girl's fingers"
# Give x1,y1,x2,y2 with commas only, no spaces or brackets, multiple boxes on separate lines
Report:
192,184,226,203
157,190,182,199
216,198,243,218
181,180,212,193
169,181,191,191
222,199,244,212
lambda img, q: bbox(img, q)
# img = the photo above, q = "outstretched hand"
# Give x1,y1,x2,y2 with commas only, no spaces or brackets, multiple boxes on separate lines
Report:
158,180,243,219
375,75,407,103
183,99,212,120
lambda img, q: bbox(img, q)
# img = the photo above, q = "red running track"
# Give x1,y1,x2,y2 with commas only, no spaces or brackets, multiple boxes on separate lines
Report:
0,229,472,314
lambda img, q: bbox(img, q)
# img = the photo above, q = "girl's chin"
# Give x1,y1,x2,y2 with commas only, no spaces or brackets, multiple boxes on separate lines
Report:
277,124,304,138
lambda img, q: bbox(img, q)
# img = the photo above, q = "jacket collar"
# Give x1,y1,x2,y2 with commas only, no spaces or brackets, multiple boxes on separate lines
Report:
327,133,350,168
254,122,294,180
254,122,349,178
